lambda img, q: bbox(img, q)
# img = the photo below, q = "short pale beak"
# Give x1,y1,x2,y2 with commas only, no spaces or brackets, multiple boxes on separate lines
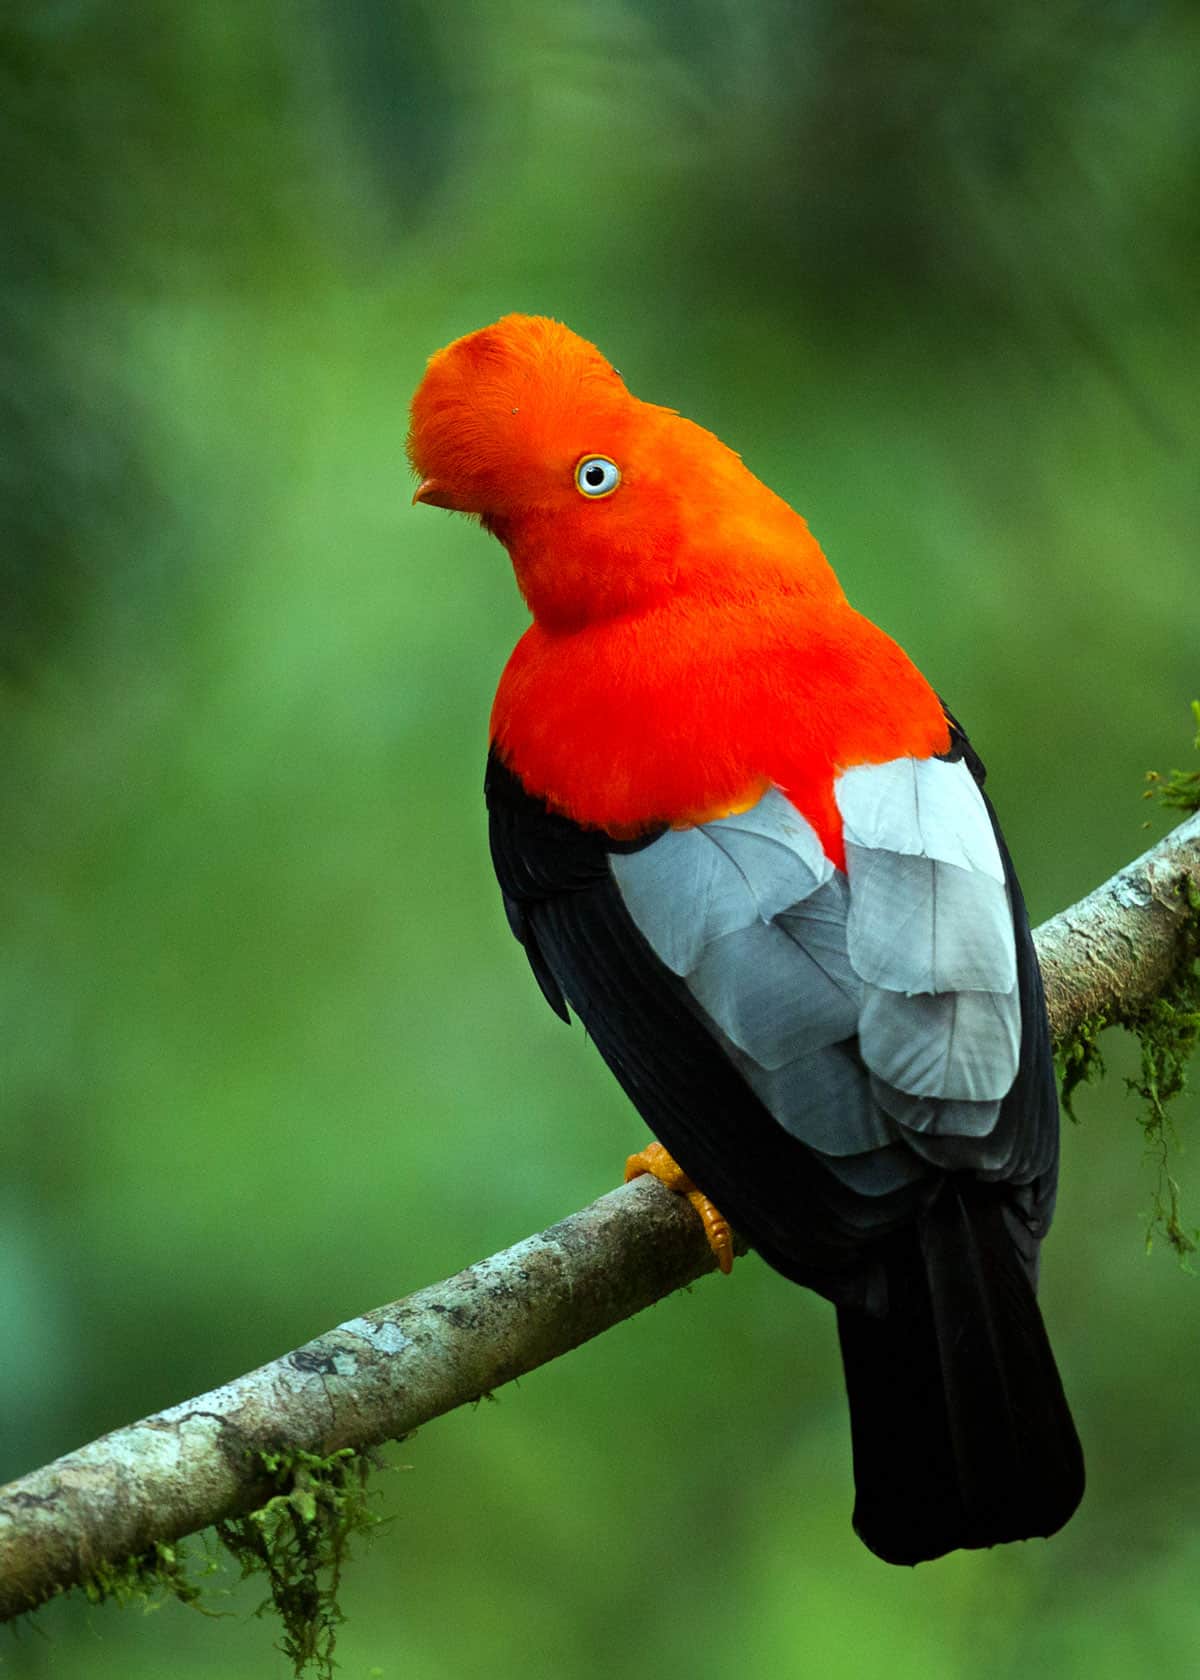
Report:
412,477,471,511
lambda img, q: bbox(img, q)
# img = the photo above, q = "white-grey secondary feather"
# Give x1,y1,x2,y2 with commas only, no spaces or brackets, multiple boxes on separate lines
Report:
609,756,1023,1183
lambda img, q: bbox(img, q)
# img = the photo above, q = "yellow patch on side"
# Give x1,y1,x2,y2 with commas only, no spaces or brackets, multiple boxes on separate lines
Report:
671,780,769,829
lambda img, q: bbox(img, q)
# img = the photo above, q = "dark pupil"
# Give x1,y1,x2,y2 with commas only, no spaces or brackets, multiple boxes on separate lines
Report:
585,464,605,488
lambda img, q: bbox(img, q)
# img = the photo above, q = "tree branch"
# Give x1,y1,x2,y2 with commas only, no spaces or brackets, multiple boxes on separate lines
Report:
2,811,1198,1619
1036,811,1200,1040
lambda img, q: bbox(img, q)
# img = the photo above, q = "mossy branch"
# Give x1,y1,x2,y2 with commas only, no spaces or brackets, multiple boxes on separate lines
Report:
1035,811,1200,1045
2,810,1199,1624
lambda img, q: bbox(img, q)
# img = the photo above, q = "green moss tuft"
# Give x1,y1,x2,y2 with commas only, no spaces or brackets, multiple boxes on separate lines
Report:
1057,1012,1108,1122
1124,898,1200,1260
215,1445,383,1680
1061,707,1200,1256
77,1446,382,1673
1132,705,1200,1253
82,1538,216,1613
1143,699,1200,816
1058,949,1200,1259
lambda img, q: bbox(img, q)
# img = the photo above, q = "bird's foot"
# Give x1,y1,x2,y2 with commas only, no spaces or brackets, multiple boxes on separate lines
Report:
624,1141,735,1274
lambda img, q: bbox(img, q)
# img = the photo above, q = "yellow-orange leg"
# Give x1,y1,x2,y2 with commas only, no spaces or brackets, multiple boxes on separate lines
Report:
624,1141,735,1275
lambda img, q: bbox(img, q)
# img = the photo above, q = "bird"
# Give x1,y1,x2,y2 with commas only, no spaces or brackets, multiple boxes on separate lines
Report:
407,312,1084,1565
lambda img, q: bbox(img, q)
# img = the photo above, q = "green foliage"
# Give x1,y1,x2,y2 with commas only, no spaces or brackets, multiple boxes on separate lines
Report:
215,1448,382,1680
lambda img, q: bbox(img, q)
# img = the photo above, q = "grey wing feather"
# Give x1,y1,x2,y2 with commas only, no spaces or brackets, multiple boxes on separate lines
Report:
869,1079,1002,1139
611,800,886,1158
836,755,1022,1118
857,985,1021,1102
610,787,833,976
611,755,1027,1192
844,846,1016,995
836,755,1006,880
688,918,857,1069
734,1038,899,1157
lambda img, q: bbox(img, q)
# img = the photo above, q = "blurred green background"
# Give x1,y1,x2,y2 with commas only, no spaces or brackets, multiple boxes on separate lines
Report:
2,2,1199,1676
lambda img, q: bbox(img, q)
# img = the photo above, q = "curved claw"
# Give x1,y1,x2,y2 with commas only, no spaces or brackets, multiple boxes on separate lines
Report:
624,1142,735,1274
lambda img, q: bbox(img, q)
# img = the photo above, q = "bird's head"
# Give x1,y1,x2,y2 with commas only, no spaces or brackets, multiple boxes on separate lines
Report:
408,314,837,629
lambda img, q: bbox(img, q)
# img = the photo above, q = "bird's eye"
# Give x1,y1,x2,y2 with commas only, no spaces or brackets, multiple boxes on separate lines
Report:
574,455,621,498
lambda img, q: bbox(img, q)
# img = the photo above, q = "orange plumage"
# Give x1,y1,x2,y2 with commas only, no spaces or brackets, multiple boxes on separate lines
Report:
408,314,948,866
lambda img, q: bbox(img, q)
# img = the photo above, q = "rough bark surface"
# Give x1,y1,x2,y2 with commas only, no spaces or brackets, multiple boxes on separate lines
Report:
1035,811,1200,1040
1,810,1198,1619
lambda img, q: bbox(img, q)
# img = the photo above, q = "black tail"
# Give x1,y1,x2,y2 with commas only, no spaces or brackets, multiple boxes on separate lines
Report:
835,1184,1085,1566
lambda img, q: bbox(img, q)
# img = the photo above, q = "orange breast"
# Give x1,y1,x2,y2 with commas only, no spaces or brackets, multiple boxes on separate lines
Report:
490,597,950,870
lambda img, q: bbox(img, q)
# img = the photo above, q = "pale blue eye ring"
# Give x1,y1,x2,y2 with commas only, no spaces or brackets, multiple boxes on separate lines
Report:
574,455,621,498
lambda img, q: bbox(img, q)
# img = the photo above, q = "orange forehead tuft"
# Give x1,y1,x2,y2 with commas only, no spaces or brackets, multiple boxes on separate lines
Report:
428,314,615,385
407,314,630,509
